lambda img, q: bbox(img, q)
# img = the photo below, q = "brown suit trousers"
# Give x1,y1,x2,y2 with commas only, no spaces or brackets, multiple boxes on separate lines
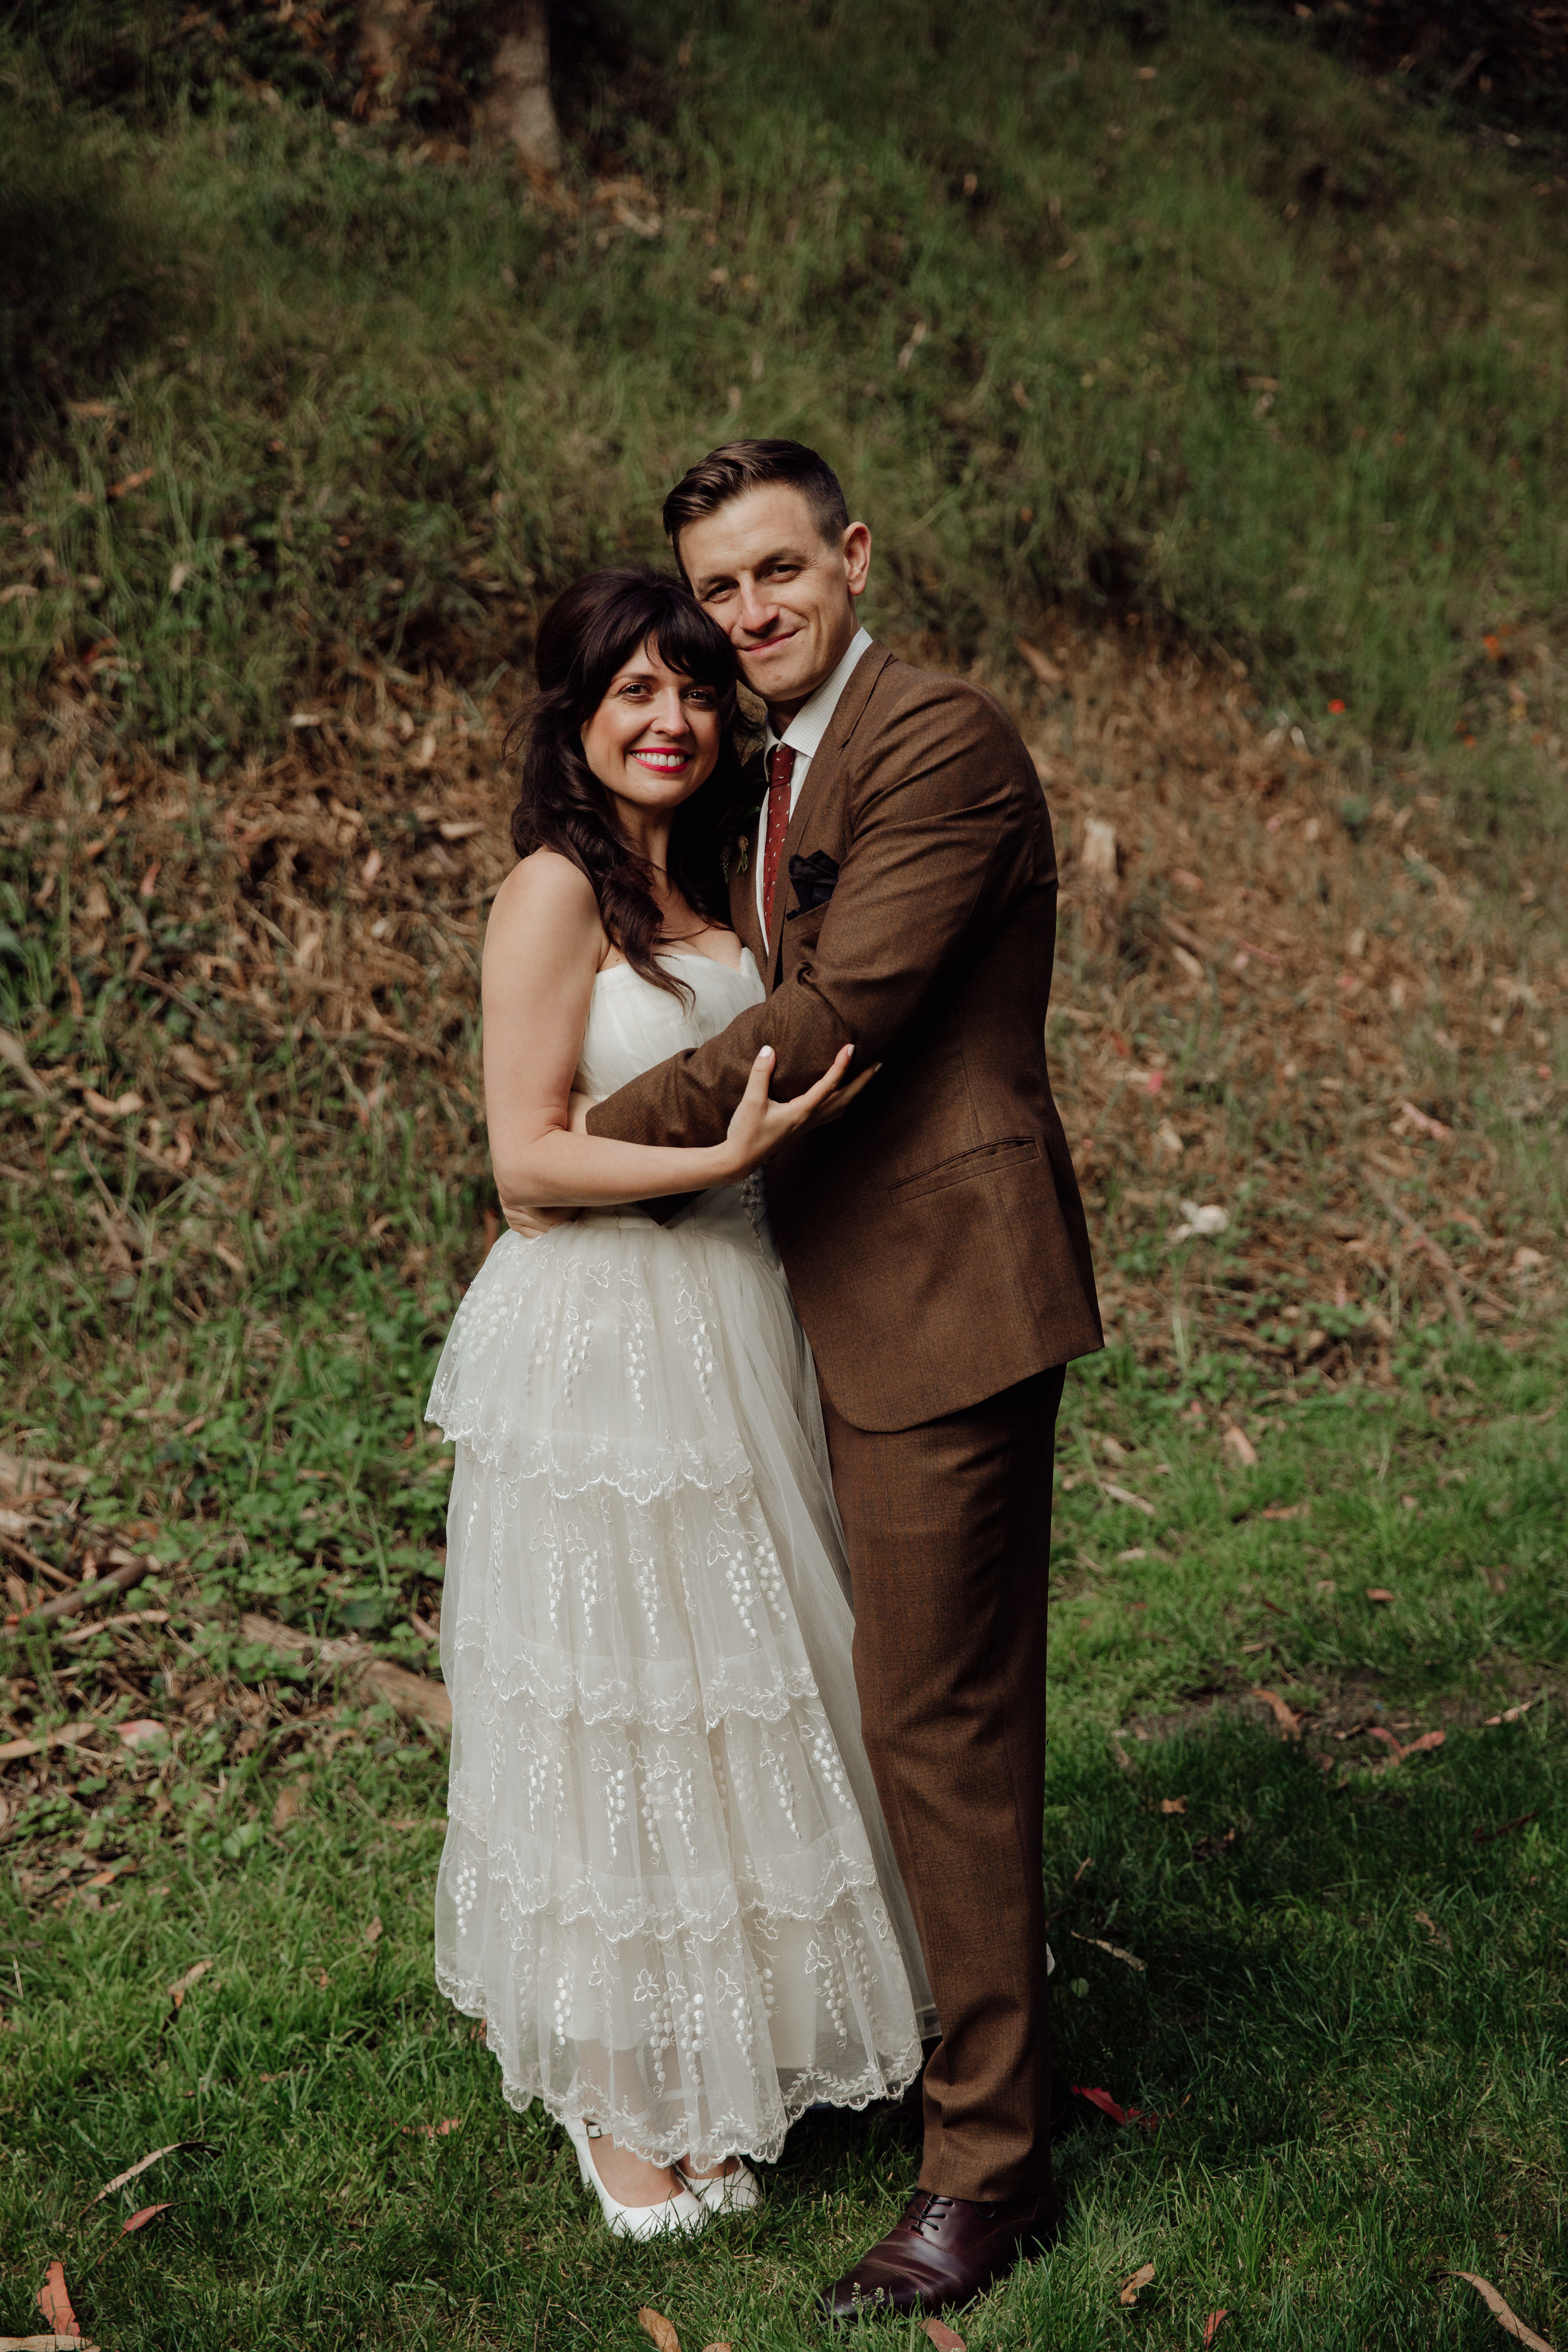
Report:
822,1365,1065,2201
587,643,1099,2199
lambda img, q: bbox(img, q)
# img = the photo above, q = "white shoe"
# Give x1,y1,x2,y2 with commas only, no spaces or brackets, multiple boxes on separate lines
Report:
562,2116,707,2241
676,2156,761,2215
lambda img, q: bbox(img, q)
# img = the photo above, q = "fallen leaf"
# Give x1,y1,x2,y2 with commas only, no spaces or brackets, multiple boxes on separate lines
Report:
1262,1502,1307,1520
83,1860,135,1891
1071,1930,1146,1972
701,2344,734,2352
1396,1098,1452,1140
116,1720,165,1751
1404,1729,1445,1757
166,1959,212,2015
638,2311,681,2352
109,467,154,499
437,819,485,842
272,1787,302,1828
1223,1424,1259,1467
1102,1481,1155,1516
1414,1909,1451,1948
1251,1685,1301,1739
1071,2084,1161,2127
1160,1797,1187,1814
1366,1586,1395,1603
1450,2271,1554,2351
112,2203,172,2243
360,846,382,886
1202,2316,1231,2348
1119,2261,1155,2306
1170,1200,1229,1241
167,561,193,596
0,1724,105,1764
90,2142,199,2205
1017,637,1064,692
401,2117,461,2137
1484,1702,1533,1726
171,1045,221,1094
35,2264,78,2337
1473,1810,1539,1845
364,1916,383,1947
921,2326,966,2352
82,1089,144,1120
0,2338,101,2349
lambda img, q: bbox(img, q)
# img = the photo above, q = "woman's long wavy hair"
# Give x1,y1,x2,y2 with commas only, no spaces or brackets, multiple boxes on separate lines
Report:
509,569,745,1000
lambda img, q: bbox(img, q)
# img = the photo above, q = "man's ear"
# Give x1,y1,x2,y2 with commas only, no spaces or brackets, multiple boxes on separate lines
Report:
842,521,872,598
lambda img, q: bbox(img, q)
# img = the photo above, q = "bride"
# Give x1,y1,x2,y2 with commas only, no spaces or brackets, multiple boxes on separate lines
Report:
426,568,932,2238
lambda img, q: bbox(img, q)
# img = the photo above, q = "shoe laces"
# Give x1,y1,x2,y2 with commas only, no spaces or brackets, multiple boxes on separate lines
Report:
903,2191,957,2242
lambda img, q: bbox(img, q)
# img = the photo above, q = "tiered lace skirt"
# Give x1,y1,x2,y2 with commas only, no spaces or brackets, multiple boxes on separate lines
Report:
426,1199,927,2167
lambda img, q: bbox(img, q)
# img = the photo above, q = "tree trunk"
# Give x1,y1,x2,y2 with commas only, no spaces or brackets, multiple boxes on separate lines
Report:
473,1,564,174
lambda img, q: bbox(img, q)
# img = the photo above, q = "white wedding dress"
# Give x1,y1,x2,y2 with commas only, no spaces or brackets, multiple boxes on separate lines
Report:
426,946,931,2169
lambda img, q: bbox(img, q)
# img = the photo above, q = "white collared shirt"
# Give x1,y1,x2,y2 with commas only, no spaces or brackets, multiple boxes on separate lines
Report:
756,623,872,931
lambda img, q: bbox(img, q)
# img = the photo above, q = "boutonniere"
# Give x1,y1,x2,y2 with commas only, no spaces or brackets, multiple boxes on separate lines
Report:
720,792,765,882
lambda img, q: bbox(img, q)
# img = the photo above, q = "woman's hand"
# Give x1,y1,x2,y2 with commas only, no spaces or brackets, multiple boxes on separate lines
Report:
720,1043,857,1179
504,1201,580,1239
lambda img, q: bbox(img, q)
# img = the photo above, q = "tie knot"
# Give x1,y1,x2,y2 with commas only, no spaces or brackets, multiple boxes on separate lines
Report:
768,743,796,793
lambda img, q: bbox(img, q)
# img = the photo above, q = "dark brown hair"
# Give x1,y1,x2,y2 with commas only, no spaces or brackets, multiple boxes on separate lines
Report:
509,569,743,1000
662,438,850,568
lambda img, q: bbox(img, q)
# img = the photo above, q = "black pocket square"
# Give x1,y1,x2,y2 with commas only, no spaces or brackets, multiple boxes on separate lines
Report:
787,850,839,916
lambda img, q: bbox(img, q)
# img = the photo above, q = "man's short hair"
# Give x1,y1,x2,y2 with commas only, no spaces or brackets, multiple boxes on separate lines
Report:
662,438,850,561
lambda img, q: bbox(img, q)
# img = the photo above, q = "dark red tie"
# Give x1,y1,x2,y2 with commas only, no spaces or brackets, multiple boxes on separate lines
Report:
761,743,796,938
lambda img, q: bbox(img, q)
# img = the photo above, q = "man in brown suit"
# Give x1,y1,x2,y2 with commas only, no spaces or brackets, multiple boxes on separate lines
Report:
586,440,1101,2319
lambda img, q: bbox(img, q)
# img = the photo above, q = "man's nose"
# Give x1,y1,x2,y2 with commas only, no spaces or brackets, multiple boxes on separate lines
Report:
736,580,778,638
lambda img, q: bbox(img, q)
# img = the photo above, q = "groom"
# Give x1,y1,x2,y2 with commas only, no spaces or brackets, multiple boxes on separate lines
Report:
587,440,1101,2319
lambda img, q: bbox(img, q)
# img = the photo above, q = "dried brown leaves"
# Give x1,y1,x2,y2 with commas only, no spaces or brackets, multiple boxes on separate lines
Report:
0,618,1559,1399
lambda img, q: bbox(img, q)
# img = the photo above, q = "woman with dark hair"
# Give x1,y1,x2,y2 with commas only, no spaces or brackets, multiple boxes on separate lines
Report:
426,571,930,2240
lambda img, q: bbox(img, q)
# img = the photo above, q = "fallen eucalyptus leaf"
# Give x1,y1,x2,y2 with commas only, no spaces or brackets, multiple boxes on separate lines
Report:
1119,2260,1155,2306
1450,2271,1554,2351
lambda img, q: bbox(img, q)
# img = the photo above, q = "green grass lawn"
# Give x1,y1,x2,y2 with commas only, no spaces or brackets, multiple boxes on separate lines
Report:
3,1312,1564,2350
3,0,1567,836
4,0,1567,2342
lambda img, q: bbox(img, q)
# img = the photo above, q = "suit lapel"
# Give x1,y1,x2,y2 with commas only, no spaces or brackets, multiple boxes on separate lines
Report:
763,640,893,978
728,749,766,974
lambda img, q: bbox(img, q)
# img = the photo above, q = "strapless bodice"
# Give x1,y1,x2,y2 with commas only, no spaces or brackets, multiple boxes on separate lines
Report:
576,947,768,1254
576,948,765,1099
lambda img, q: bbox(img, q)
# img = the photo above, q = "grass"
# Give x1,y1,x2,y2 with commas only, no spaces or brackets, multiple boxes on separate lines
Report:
1,0,1566,808
3,2,1567,2344
3,1318,1565,2348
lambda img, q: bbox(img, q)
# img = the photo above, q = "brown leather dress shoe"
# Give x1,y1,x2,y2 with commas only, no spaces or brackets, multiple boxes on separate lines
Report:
818,2187,1057,2322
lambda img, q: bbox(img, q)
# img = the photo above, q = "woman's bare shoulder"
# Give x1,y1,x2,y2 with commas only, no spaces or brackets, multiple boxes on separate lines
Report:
487,847,603,956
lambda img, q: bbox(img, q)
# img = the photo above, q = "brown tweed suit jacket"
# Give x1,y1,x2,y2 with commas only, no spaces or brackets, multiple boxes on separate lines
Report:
586,640,1101,1431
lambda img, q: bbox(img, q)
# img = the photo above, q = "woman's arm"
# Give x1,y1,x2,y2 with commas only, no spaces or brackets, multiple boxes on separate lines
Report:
483,850,849,1216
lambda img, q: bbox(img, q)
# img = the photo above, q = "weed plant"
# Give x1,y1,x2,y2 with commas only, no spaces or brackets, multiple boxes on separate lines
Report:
0,0,1564,797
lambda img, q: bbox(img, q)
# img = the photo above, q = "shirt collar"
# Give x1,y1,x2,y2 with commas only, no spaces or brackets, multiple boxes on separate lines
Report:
763,625,872,763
